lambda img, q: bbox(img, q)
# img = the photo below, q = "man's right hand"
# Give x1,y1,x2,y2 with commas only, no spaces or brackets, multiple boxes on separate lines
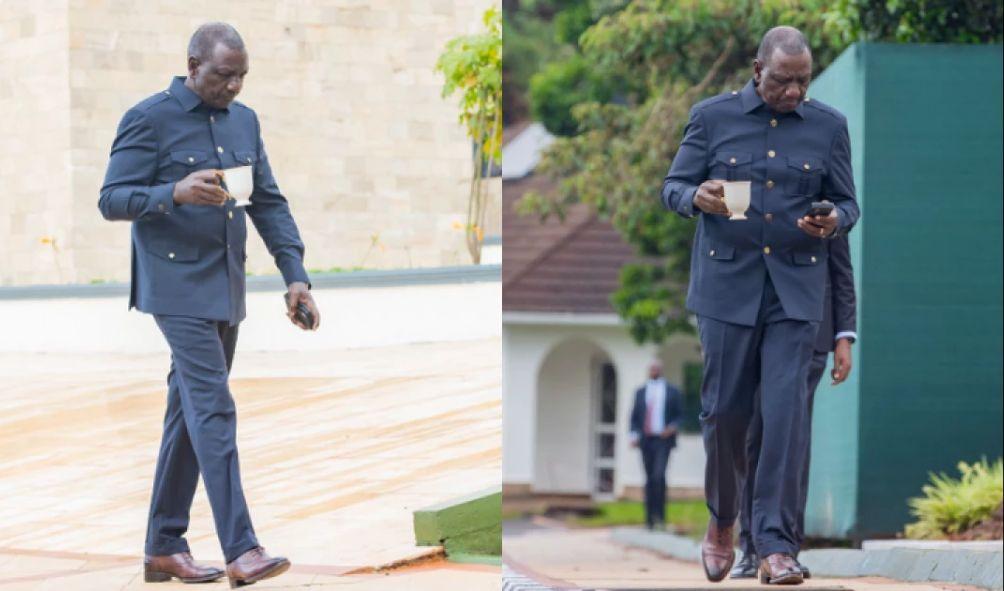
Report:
693,180,730,216
173,169,228,207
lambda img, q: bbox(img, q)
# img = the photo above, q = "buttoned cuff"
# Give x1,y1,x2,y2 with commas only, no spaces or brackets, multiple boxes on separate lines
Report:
149,183,176,216
835,331,857,344
679,186,698,218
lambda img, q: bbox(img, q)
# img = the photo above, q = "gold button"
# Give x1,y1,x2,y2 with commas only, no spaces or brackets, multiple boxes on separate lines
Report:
228,211,233,219
729,157,736,165
168,252,175,259
811,256,817,263
731,91,738,95
770,119,778,127
210,115,215,123
765,213,773,223
217,146,223,153
803,163,810,170
768,150,776,158
763,246,771,255
766,180,775,189
187,156,194,163
709,249,716,256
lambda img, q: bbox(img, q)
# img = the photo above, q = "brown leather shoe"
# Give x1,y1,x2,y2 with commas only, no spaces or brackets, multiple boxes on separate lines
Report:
758,553,804,585
700,520,735,582
143,551,224,583
226,546,290,588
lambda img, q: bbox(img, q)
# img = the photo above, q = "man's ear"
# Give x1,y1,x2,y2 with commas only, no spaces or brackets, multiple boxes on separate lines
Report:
753,58,763,84
187,56,200,78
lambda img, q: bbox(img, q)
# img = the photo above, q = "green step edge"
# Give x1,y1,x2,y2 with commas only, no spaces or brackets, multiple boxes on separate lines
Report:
413,486,501,558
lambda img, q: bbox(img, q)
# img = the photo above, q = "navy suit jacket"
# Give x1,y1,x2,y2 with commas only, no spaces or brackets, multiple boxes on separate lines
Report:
662,80,860,327
630,381,684,449
99,77,310,325
816,234,857,352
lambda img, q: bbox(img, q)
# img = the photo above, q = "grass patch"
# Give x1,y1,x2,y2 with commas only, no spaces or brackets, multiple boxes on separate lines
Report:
905,457,1003,539
573,499,709,538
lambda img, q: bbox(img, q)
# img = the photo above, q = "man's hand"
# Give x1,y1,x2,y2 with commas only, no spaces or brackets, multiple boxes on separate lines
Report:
831,338,853,385
660,426,678,439
693,180,730,216
173,169,228,207
286,281,320,331
797,207,839,238
630,439,639,448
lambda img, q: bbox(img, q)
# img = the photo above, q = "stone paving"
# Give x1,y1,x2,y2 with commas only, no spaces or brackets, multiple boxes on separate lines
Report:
0,339,501,589
502,521,984,591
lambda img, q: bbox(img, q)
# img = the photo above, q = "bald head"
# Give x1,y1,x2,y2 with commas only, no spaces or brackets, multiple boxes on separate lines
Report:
756,26,811,65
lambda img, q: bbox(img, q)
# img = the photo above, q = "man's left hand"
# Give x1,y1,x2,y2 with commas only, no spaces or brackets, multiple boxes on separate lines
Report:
797,208,839,238
831,338,853,385
286,281,320,331
660,426,677,438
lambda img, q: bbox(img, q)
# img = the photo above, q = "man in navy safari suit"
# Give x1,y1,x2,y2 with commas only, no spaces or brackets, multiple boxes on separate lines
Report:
661,26,859,583
629,361,684,531
99,23,319,587
732,235,857,579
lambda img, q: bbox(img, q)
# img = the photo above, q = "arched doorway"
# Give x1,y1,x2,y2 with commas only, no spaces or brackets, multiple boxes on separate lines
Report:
534,338,617,499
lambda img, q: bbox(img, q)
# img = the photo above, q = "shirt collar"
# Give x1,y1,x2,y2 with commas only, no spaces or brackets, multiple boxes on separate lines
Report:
741,78,805,119
168,76,229,113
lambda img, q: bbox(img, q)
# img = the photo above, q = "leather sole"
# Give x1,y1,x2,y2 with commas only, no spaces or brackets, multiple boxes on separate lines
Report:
228,559,291,588
144,569,224,584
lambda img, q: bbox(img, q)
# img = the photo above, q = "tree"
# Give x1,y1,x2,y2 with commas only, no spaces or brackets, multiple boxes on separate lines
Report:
518,0,848,343
824,0,1003,44
436,7,503,264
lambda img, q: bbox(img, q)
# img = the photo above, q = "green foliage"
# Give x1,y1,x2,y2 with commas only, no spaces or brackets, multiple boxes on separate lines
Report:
904,457,1004,539
503,10,569,123
529,55,615,135
437,7,502,263
823,0,1004,44
574,498,710,537
520,0,851,343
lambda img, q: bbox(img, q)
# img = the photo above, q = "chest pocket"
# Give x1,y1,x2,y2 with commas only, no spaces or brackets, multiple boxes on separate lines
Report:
786,156,824,195
161,150,210,181
233,150,257,166
711,152,753,181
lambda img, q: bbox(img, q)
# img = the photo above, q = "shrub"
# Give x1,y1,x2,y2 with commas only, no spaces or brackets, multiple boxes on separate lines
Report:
904,457,1003,539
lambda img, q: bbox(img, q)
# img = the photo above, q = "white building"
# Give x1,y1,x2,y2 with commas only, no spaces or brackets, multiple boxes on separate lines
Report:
501,125,706,502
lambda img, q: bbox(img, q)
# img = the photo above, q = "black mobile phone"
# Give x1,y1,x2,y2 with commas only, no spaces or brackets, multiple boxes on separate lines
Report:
283,292,315,328
807,201,834,217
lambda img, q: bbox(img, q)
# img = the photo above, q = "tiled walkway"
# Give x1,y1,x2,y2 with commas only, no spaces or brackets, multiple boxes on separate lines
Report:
0,339,501,589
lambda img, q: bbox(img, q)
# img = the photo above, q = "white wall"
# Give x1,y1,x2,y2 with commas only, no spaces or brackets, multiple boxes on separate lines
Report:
0,281,501,353
503,318,706,496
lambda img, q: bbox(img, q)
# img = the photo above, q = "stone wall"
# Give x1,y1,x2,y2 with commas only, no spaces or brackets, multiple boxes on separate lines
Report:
0,0,500,286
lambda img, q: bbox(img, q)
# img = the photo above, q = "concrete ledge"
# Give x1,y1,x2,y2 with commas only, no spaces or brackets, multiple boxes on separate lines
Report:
414,486,501,558
0,264,501,300
612,527,1003,590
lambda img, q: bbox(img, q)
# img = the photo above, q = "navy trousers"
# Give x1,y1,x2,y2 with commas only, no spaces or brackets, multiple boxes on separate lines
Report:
738,350,828,558
697,276,818,558
639,436,673,527
144,315,258,563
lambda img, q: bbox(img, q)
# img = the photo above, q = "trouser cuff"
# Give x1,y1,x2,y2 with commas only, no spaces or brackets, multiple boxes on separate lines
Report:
145,535,190,557
756,540,797,558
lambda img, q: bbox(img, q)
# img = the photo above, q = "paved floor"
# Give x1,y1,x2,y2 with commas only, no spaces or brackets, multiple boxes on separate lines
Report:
503,522,981,591
0,339,501,589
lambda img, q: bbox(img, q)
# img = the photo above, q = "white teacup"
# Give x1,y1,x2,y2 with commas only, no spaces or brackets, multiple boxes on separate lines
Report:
222,165,253,207
722,181,751,220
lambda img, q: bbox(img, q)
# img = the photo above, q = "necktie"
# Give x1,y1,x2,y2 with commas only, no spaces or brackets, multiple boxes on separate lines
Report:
644,393,655,435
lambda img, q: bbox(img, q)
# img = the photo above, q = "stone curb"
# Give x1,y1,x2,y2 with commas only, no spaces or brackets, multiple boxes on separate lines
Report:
611,526,1003,590
0,264,501,300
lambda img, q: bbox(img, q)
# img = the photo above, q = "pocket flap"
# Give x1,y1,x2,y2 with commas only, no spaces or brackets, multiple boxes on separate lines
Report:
786,156,823,173
714,152,752,167
149,241,199,262
233,150,257,165
792,251,822,266
706,245,736,260
169,150,209,165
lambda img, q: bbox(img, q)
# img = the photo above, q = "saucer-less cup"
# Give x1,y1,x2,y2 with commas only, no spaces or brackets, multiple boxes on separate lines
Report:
222,165,253,207
722,180,751,220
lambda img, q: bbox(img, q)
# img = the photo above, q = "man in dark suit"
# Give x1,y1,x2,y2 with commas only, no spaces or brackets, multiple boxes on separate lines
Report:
630,361,685,530
731,234,857,578
99,23,319,587
661,26,859,583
